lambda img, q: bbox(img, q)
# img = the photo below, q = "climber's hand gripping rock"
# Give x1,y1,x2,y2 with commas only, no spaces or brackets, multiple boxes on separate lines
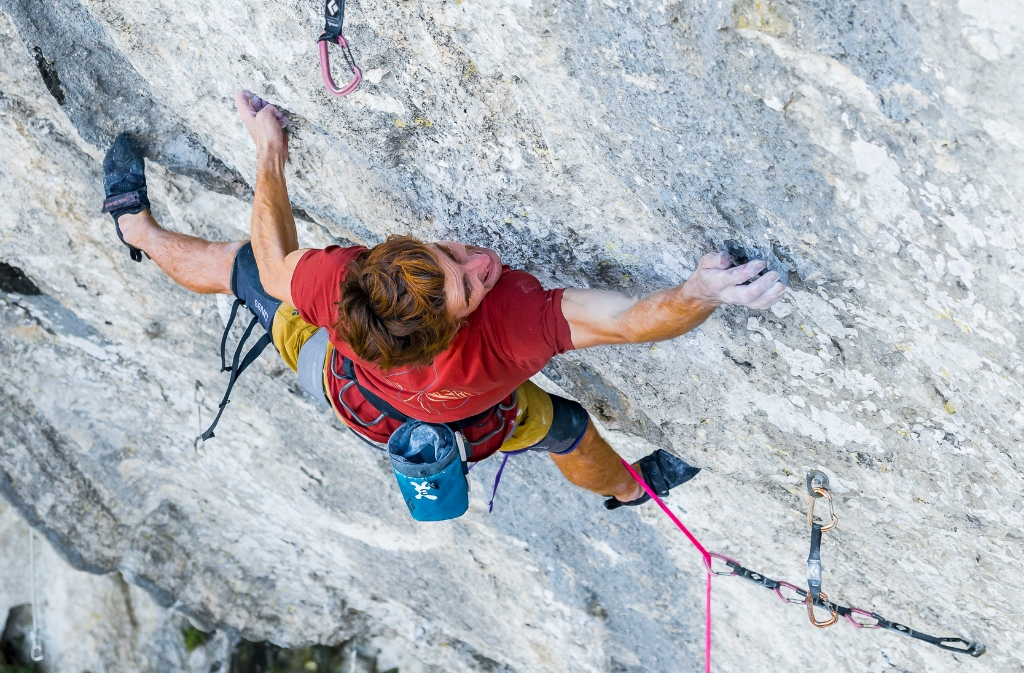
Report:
234,90,289,157
687,251,786,310
561,251,786,349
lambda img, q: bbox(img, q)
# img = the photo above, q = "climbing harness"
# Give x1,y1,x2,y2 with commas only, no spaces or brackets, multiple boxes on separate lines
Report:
319,0,362,96
28,528,43,662
328,350,513,443
196,243,280,442
199,298,274,441
622,464,985,667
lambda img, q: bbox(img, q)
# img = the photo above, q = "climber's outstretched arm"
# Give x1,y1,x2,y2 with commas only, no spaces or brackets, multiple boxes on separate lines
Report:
561,252,785,349
234,91,306,306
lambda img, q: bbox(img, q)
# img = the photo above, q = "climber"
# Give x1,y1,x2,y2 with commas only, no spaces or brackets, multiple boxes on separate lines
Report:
99,91,786,510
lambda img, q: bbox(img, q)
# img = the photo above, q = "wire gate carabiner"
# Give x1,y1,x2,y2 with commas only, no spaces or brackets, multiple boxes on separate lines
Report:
318,0,362,96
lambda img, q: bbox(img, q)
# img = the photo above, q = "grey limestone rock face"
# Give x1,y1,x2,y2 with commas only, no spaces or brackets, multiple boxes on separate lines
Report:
0,497,236,673
0,0,1022,671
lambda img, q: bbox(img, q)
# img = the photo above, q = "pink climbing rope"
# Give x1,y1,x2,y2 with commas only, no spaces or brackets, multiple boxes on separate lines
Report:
620,458,713,673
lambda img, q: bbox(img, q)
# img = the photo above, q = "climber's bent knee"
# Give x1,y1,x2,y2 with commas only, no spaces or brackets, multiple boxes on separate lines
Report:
498,381,589,455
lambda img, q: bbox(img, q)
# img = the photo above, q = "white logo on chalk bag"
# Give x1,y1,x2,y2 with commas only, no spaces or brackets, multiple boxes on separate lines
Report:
411,481,437,500
327,0,339,14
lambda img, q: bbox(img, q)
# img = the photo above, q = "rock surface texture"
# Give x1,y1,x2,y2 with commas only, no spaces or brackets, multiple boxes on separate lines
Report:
0,0,1021,671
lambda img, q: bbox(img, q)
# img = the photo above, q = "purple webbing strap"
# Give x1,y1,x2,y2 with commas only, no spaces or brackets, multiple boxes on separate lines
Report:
487,453,510,513
465,452,510,513
620,458,712,673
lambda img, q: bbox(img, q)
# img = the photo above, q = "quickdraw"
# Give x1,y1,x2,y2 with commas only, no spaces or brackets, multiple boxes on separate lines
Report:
318,0,362,96
625,462,986,663
805,470,838,627
707,552,985,657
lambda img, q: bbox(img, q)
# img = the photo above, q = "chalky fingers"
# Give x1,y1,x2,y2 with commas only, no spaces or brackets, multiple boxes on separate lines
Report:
719,271,784,307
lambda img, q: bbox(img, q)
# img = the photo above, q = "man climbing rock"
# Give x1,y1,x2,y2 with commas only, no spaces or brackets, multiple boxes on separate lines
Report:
100,91,786,513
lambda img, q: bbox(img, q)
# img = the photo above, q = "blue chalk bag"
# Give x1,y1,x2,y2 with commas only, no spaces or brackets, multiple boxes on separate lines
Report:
387,421,469,521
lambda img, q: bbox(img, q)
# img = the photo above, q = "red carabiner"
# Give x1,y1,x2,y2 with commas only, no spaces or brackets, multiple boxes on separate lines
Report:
319,33,362,96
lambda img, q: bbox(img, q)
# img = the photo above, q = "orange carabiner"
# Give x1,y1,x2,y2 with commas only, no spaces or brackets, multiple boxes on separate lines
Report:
806,591,839,628
807,485,838,531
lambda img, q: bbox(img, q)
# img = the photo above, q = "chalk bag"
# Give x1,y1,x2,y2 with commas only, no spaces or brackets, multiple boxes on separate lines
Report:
387,421,469,522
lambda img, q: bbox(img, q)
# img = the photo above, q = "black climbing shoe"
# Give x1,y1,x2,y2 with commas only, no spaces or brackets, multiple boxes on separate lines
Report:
101,133,150,262
605,449,700,510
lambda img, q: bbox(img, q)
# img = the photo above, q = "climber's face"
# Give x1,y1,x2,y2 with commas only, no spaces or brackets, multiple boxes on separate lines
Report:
429,242,504,319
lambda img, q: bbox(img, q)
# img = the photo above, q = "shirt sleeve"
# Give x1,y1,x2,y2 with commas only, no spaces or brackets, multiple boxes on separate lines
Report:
289,246,366,327
488,270,575,371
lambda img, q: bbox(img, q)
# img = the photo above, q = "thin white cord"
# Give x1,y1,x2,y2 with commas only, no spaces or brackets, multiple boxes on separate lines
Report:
28,528,43,661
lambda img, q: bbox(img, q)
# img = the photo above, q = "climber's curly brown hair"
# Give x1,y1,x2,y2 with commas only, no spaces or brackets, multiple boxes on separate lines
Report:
336,235,458,369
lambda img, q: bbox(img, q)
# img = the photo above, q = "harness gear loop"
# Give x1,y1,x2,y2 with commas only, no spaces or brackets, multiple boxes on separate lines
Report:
806,590,839,628
319,0,362,96
328,350,509,441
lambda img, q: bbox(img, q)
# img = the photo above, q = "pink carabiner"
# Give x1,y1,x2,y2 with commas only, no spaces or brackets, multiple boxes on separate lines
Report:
773,580,806,604
708,551,741,576
319,33,362,96
845,606,881,629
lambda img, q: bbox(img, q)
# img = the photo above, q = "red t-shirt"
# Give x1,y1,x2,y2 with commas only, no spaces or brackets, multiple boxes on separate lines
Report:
290,246,575,459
